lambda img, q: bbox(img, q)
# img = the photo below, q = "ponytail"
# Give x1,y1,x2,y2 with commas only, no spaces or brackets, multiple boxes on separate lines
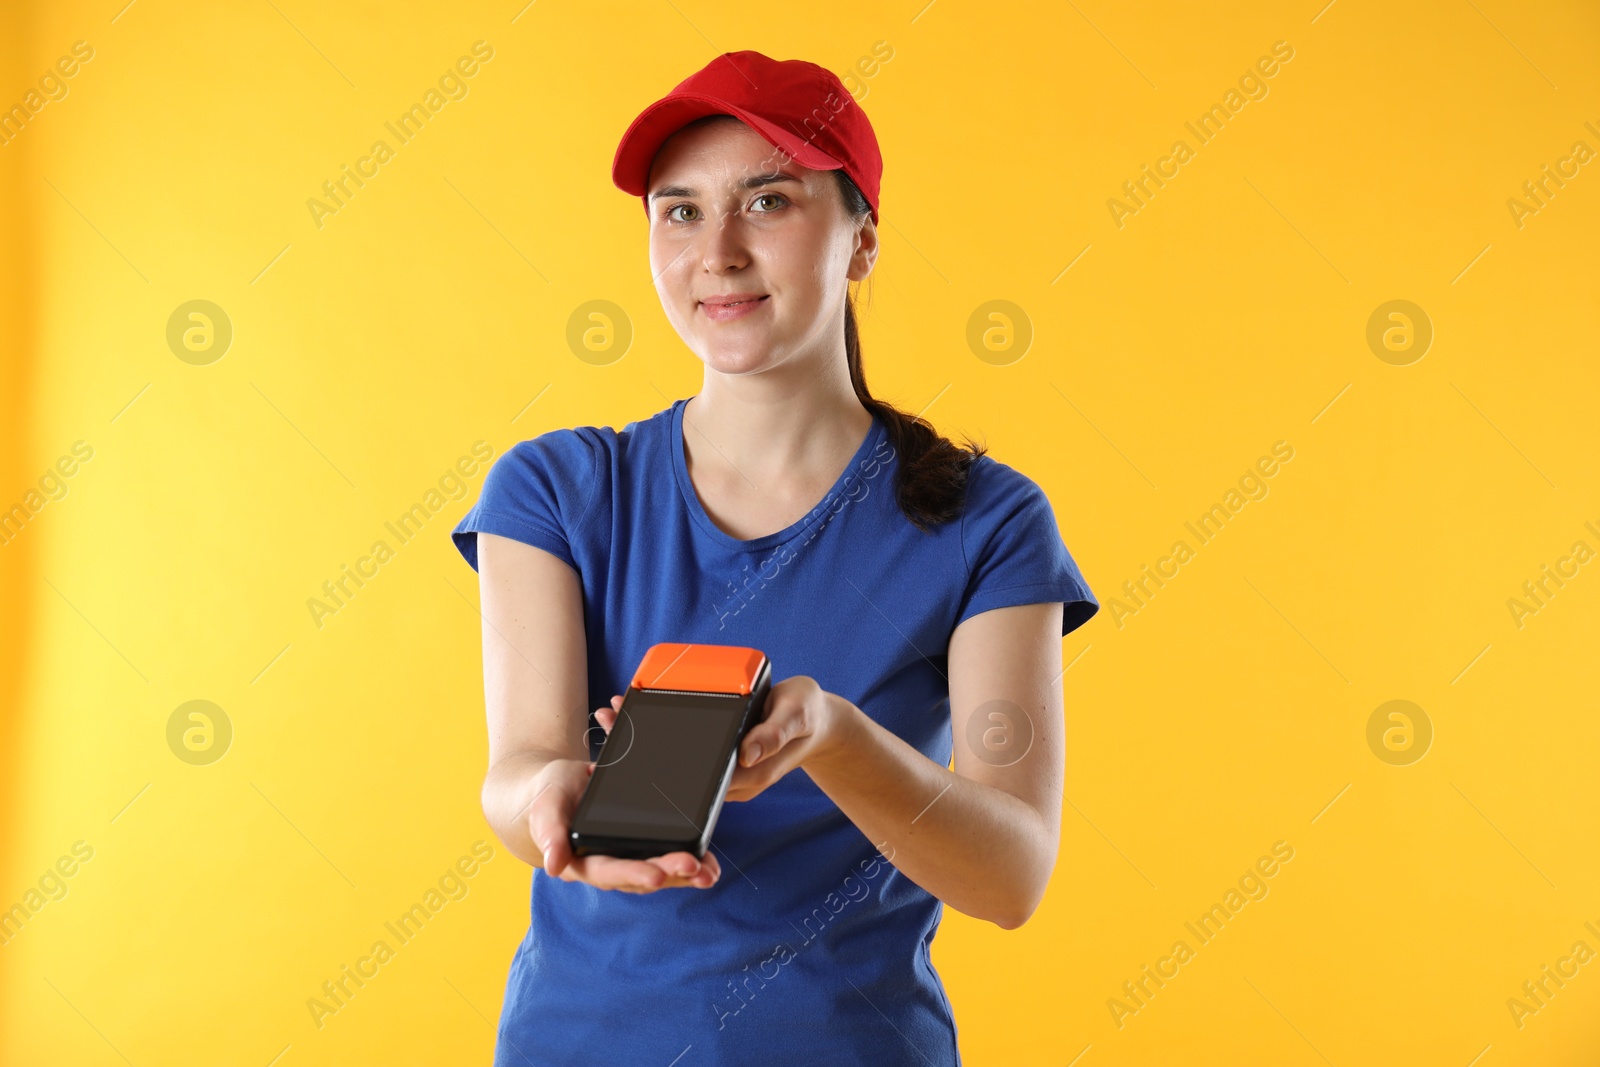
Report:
836,170,986,532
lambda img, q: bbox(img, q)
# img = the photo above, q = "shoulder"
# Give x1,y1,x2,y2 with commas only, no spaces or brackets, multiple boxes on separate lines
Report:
474,424,611,530
482,404,673,504
956,453,1075,576
495,424,611,478
953,453,1099,634
454,407,674,572
964,453,1043,500
476,430,592,515
490,402,668,482
960,454,1060,533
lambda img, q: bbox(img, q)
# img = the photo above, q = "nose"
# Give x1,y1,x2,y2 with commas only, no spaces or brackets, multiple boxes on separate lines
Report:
698,203,751,275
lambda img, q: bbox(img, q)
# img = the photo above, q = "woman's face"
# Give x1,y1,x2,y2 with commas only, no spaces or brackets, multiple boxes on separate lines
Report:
645,117,876,378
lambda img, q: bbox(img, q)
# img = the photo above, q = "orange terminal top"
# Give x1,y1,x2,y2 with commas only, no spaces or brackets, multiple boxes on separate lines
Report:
629,643,767,695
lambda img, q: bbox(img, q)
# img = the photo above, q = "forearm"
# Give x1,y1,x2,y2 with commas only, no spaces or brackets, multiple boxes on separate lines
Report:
482,749,569,868
804,697,1057,929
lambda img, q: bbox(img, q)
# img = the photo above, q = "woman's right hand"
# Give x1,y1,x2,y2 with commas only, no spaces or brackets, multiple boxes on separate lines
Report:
524,709,721,894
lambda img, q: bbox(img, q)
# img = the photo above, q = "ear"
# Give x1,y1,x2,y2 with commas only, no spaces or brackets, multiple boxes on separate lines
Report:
848,215,879,282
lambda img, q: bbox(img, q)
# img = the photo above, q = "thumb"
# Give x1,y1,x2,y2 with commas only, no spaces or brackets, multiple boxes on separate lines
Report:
528,799,573,877
596,694,625,735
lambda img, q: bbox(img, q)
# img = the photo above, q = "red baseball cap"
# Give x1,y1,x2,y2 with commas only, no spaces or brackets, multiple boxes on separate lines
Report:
611,50,882,224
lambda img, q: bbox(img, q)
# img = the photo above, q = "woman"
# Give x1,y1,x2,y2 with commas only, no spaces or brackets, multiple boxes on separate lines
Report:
452,49,1098,1067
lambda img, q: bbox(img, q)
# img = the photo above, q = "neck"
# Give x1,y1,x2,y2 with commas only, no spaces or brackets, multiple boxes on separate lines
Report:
683,354,873,484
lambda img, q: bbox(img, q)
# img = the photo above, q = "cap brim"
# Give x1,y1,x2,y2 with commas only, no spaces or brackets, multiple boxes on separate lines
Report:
612,93,846,197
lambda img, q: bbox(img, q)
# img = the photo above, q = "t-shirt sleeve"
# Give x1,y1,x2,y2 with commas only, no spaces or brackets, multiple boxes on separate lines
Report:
450,428,602,573
954,460,1099,637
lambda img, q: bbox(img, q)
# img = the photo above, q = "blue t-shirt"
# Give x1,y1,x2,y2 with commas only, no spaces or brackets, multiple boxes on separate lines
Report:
451,396,1097,1066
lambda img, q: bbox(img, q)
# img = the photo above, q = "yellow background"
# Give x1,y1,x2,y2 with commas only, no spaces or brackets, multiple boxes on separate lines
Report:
3,0,1597,1063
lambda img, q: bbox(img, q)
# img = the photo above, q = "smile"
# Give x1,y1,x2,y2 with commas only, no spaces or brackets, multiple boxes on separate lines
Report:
699,296,770,321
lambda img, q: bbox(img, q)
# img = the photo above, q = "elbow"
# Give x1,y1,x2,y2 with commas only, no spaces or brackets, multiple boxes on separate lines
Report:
480,762,547,869
991,894,1042,931
986,873,1049,930
990,833,1056,930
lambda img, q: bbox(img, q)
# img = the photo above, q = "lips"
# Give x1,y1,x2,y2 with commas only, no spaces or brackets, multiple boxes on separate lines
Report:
700,293,767,308
698,293,770,322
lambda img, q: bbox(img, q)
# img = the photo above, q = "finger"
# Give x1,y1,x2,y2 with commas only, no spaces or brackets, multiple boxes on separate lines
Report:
725,761,782,803
571,854,666,890
527,789,574,877
754,698,815,765
603,856,667,890
725,764,756,796
741,717,790,766
642,851,719,887
575,853,719,892
596,706,616,735
534,823,573,878
645,851,705,879
739,718,774,765
740,701,794,766
612,857,671,890
645,852,719,888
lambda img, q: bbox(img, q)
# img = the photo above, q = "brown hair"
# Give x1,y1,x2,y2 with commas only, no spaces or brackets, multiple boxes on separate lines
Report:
833,168,986,532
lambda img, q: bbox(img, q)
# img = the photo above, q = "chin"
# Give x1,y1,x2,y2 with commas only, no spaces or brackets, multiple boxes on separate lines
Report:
697,343,776,374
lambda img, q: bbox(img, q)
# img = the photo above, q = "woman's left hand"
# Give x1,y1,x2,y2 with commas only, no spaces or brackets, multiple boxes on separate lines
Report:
593,676,854,803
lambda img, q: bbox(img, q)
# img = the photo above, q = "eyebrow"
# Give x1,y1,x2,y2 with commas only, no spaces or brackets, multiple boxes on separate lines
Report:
648,170,803,202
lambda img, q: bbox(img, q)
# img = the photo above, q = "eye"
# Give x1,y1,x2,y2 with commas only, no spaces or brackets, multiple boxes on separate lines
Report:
660,193,787,225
